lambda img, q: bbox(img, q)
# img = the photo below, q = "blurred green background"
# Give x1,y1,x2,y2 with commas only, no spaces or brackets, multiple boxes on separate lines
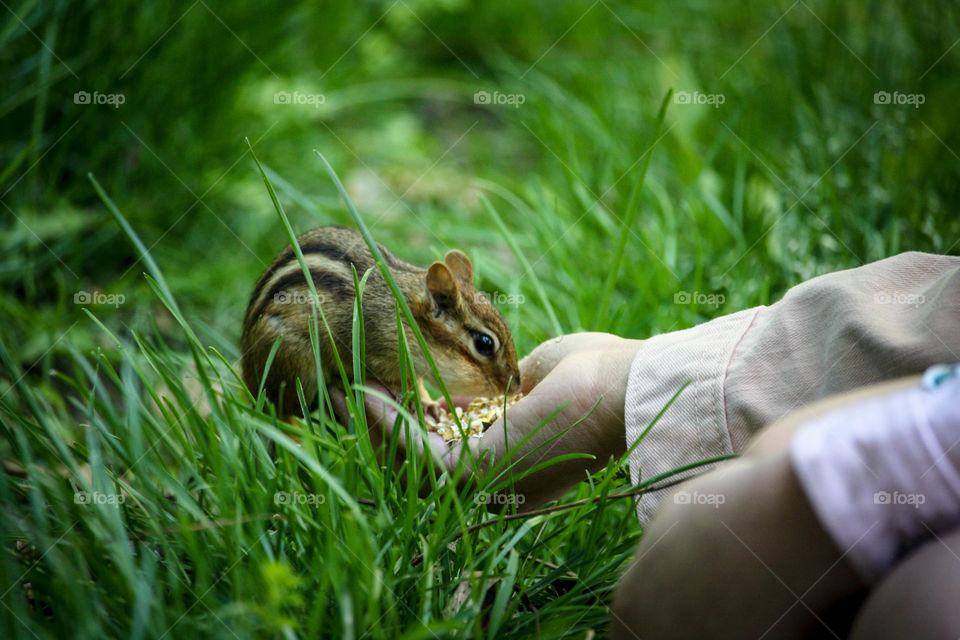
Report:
2,1,960,637
4,0,958,367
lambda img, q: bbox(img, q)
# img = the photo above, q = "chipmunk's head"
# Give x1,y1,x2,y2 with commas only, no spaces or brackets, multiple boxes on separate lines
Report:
419,249,520,397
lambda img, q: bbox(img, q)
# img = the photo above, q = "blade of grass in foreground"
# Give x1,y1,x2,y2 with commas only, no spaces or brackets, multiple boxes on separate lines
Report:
88,173,186,326
592,88,673,330
244,140,354,412
312,149,463,432
478,192,563,337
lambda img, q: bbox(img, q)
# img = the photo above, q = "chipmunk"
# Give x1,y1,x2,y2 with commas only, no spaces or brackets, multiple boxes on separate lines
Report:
241,226,520,418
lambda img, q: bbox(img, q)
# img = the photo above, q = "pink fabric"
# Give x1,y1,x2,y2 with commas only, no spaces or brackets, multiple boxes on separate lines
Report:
790,369,960,583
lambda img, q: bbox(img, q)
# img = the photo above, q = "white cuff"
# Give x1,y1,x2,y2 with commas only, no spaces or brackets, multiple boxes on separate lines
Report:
625,308,759,525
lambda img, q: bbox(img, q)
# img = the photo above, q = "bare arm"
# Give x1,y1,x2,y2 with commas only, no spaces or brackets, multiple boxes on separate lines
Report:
609,376,921,640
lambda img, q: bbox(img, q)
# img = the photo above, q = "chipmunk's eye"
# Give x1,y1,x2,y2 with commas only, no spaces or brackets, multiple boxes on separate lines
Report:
471,331,495,358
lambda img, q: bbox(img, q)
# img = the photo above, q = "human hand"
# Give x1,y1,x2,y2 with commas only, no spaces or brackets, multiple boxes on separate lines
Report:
333,332,644,507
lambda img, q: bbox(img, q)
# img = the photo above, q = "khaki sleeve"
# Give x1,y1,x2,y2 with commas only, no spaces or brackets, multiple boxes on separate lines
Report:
625,252,960,525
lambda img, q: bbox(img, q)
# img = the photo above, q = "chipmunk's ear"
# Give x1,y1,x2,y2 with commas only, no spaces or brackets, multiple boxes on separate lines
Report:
427,262,460,309
443,250,474,284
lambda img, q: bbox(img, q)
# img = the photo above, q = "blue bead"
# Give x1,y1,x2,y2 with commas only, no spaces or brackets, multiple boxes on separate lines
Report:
922,363,960,390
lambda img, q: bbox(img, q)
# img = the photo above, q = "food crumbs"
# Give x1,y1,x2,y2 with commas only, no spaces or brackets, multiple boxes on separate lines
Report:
427,393,523,443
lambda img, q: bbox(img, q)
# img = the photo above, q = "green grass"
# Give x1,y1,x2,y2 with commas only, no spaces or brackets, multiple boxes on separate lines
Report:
2,0,960,637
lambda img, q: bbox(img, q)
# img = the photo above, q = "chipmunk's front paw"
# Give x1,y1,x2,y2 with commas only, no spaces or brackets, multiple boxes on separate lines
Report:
421,399,442,423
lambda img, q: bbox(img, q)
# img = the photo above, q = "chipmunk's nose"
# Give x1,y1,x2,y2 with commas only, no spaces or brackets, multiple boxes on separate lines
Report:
499,364,520,394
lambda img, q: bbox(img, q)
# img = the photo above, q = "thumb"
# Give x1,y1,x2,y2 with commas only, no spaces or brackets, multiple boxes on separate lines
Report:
519,332,622,393
519,336,568,393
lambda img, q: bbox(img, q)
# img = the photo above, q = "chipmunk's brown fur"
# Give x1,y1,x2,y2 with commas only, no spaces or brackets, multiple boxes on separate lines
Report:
241,226,520,417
